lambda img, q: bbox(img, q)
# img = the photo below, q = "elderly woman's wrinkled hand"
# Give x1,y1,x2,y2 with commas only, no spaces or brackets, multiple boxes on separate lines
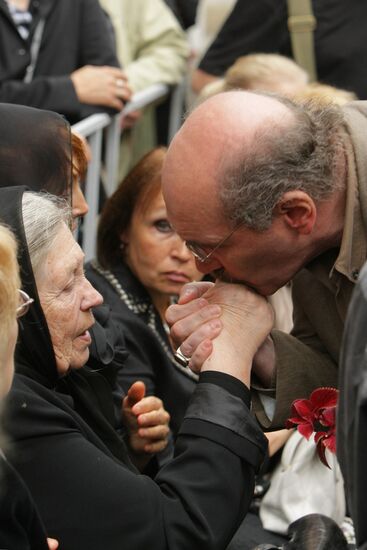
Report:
122,381,170,458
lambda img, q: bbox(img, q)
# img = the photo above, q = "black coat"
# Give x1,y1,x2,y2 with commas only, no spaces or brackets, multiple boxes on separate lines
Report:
338,260,367,549
0,0,119,122
0,456,49,550
5,372,266,550
85,261,197,438
2,186,268,550
199,0,367,99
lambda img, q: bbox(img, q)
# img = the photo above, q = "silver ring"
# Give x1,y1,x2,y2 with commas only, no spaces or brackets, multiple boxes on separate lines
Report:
116,78,125,88
174,346,190,367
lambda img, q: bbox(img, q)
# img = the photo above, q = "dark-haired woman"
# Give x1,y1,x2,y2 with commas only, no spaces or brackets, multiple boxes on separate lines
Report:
86,148,203,450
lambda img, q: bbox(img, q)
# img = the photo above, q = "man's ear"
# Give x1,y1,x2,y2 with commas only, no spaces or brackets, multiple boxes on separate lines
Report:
276,191,316,235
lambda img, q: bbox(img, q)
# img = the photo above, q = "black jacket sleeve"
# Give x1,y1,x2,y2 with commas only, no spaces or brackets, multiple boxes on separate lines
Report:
6,375,267,550
0,458,49,550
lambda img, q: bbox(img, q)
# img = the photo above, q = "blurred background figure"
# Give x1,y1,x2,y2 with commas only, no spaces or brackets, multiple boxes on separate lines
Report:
100,0,189,177
191,0,367,101
293,82,357,106
199,53,309,102
0,223,59,550
0,0,131,122
164,0,199,30
86,148,202,466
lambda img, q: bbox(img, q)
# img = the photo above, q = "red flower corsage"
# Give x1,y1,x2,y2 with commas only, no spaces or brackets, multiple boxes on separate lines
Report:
286,387,339,468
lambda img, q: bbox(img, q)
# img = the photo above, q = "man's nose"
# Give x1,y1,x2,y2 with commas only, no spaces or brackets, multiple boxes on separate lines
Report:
195,256,222,275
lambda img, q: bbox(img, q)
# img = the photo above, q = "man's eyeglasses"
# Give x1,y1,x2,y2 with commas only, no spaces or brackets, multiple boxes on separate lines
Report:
185,221,245,263
16,289,34,319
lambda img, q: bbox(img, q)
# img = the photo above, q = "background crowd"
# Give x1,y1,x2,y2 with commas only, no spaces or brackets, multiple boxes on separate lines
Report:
0,1,367,549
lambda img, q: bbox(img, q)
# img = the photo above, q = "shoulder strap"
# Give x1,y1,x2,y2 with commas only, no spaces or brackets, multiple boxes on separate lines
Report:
287,0,317,82
23,17,45,83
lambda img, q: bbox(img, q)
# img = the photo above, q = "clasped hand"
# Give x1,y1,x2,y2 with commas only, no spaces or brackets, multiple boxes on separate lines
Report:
166,281,274,386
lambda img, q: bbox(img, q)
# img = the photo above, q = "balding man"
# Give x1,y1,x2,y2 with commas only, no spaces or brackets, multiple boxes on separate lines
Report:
163,90,367,428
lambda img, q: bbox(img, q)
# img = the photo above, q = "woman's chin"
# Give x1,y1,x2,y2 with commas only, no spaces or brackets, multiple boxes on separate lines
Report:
69,347,90,370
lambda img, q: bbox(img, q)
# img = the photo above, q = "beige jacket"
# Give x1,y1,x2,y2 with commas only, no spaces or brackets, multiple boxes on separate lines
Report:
253,101,367,429
100,0,189,92
100,0,189,178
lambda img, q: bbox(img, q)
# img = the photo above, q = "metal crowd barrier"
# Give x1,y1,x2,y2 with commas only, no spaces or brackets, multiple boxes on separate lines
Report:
72,83,171,261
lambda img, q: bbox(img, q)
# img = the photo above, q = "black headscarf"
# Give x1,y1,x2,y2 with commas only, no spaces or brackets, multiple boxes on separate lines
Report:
0,186,134,468
0,186,57,387
0,103,72,198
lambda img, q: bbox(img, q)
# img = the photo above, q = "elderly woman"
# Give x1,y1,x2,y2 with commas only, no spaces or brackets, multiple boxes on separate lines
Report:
86,148,202,447
0,103,172,467
2,186,269,550
0,223,58,549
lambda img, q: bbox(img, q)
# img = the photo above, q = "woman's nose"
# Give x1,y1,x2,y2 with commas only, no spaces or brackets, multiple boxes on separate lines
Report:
172,238,196,262
72,181,89,220
81,280,103,310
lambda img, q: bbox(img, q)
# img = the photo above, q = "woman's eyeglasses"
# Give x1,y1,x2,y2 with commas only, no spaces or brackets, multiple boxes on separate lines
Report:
16,289,34,319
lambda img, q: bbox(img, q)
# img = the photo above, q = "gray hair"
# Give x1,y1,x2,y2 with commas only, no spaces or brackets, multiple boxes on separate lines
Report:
22,192,72,275
219,95,347,231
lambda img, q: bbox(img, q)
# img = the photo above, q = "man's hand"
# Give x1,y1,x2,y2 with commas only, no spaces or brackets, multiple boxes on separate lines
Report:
47,539,59,550
167,281,220,365
167,281,274,386
71,65,132,110
122,381,170,457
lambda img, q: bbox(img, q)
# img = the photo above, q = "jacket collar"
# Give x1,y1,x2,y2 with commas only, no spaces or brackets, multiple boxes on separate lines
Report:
332,102,367,283
0,0,54,40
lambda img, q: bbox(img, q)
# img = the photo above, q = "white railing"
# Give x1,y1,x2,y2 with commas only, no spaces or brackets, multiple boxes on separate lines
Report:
72,83,172,261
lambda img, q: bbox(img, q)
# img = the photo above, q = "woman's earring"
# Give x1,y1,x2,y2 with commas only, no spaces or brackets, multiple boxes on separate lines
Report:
120,241,127,252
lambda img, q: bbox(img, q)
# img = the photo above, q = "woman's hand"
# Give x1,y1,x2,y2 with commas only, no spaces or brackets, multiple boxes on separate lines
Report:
122,381,170,469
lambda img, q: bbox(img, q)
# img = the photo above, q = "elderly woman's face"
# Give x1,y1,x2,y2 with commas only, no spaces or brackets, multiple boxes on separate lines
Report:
36,223,103,376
